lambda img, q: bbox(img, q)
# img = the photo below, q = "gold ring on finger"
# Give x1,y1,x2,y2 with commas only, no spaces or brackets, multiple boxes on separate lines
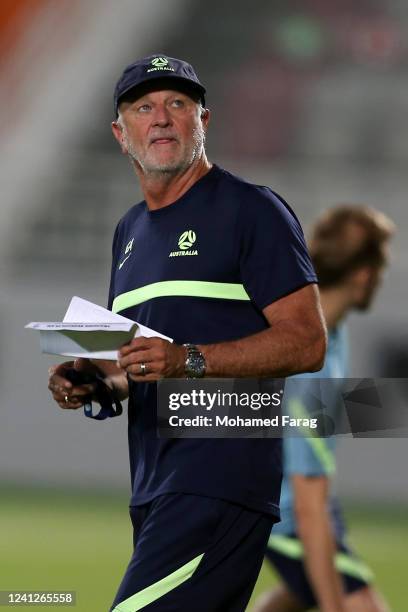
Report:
140,363,147,376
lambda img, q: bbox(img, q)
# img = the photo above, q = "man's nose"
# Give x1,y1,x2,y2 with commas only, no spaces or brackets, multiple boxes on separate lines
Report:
152,105,172,126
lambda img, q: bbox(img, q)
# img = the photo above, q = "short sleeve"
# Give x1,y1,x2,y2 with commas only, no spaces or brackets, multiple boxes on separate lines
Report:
238,188,317,310
283,376,336,477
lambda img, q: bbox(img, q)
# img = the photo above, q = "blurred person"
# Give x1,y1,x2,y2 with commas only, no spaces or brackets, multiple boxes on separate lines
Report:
47,54,326,611
253,206,394,612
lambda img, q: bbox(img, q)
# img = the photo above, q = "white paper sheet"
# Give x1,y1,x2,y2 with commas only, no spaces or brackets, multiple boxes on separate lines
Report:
63,296,133,325
26,296,172,359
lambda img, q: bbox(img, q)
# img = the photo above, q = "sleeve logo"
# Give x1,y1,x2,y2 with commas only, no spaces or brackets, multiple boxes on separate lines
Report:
118,237,134,270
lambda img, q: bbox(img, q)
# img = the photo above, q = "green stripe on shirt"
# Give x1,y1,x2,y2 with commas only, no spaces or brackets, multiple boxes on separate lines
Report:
112,280,251,313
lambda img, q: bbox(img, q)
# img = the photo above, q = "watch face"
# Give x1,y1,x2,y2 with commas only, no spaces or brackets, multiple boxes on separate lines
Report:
185,347,205,378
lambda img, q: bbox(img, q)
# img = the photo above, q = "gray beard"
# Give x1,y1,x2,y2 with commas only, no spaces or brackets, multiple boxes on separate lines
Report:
126,125,205,177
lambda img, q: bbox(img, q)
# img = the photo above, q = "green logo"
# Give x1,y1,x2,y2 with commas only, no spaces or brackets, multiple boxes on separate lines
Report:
147,57,174,74
151,57,168,68
178,230,196,250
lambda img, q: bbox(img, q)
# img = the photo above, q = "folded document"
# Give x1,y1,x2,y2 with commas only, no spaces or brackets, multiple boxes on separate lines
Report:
26,296,172,360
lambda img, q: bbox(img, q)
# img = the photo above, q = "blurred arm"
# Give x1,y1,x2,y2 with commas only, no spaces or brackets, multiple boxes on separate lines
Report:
293,474,346,612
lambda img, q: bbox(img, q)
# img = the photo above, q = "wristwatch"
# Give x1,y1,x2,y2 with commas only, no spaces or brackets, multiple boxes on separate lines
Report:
183,344,206,378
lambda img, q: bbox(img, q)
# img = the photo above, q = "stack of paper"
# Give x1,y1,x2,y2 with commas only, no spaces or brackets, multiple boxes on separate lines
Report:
26,296,172,360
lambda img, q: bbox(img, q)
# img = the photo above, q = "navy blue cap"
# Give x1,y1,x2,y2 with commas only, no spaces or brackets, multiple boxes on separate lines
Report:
114,54,206,116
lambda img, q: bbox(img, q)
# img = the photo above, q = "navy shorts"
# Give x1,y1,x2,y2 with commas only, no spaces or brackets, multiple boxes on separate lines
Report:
110,493,276,611
265,533,373,608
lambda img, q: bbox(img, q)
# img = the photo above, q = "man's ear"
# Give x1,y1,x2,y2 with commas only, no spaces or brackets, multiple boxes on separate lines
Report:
200,108,211,130
350,266,371,286
347,265,372,302
111,120,128,155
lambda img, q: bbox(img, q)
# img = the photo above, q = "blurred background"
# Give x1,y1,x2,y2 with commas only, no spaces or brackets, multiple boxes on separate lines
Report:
0,0,407,610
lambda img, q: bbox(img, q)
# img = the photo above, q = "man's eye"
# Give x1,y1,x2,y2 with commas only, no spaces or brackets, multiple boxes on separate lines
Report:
171,99,184,108
138,104,151,112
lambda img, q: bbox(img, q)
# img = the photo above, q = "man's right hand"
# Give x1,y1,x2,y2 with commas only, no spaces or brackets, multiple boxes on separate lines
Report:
48,358,99,410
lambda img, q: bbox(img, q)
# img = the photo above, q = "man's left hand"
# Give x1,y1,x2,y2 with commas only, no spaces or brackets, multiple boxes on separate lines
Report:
117,337,186,381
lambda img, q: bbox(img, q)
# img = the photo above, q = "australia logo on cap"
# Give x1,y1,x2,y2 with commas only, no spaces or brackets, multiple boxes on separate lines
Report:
152,57,168,68
147,56,175,73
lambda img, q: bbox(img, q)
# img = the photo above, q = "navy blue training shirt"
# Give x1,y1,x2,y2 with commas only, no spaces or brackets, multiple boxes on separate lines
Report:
108,165,317,517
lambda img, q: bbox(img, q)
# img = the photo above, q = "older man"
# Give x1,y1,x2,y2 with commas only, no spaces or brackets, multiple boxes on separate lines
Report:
48,54,325,611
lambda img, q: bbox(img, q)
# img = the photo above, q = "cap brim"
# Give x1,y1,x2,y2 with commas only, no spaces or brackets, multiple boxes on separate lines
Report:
116,76,206,115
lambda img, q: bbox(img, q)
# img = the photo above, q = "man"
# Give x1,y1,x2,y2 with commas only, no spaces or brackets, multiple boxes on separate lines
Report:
254,206,394,612
48,54,326,611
